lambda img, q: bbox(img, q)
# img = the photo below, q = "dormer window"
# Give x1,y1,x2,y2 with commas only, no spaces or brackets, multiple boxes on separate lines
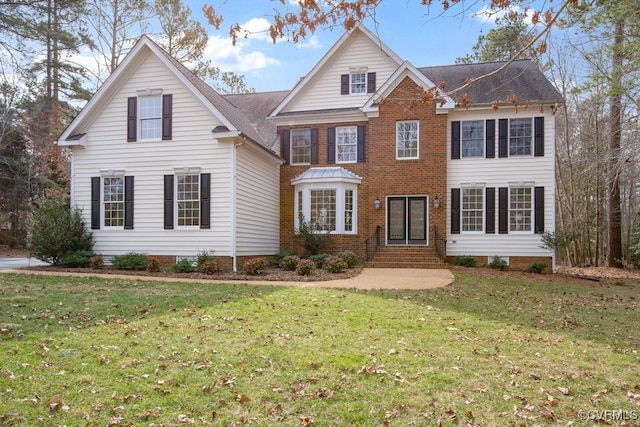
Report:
139,95,162,140
127,90,172,142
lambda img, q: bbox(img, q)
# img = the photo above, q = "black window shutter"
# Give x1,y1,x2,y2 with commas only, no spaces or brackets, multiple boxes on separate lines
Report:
451,121,460,160
534,186,544,234
357,125,366,162
162,94,172,140
486,119,495,158
340,74,349,95
451,188,460,234
498,119,508,158
200,173,211,229
310,128,319,164
91,177,101,229
486,187,495,234
367,72,376,93
164,175,174,229
279,129,290,165
498,187,508,234
534,116,544,157
327,128,335,164
127,97,137,142
124,176,134,229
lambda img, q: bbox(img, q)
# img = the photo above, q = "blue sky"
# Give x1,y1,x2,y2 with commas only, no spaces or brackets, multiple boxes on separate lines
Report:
182,0,514,92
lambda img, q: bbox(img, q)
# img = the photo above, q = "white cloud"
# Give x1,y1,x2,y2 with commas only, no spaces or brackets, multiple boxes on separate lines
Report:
296,35,321,49
473,5,537,26
201,34,280,73
235,17,278,43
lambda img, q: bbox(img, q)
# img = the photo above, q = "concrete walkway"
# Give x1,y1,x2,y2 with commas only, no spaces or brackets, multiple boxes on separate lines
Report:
0,265,454,290
0,257,49,270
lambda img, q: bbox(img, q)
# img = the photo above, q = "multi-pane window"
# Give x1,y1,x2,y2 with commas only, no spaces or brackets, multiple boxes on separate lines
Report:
337,126,357,163
177,174,200,227
103,177,124,227
509,118,532,156
310,189,336,232
510,187,532,232
396,121,419,159
462,188,483,232
139,96,162,140
291,129,311,164
461,120,484,158
344,189,354,232
351,73,366,94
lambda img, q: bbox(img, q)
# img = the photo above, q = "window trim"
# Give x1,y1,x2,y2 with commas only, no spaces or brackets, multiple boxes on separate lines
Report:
508,185,533,233
350,72,367,94
461,120,485,159
336,126,357,164
174,170,201,229
508,117,533,157
396,120,419,160
294,182,358,235
101,175,125,229
290,128,312,165
461,187,485,234
137,93,163,142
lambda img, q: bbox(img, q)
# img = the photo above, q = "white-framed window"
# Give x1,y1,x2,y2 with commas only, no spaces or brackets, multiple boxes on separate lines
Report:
103,176,124,227
291,129,311,165
509,118,532,156
461,120,484,158
139,95,162,140
462,187,484,232
396,120,419,159
337,126,357,163
176,174,200,227
509,187,532,232
351,73,366,94
294,183,358,234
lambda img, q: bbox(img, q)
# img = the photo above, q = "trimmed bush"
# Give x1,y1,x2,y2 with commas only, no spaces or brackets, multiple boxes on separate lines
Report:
89,255,104,269
324,256,348,273
337,250,359,268
280,255,300,271
453,256,477,267
310,253,330,268
273,250,297,266
296,214,331,255
296,259,316,276
146,257,161,273
112,252,147,271
173,258,195,273
197,251,218,274
58,250,94,268
29,198,93,265
488,256,508,271
242,257,267,275
527,262,547,274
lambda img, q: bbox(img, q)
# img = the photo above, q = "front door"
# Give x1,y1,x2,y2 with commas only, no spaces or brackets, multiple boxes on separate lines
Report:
387,196,428,245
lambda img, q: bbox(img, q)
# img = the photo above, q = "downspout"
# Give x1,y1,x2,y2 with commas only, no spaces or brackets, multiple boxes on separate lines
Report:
231,141,245,272
551,105,558,273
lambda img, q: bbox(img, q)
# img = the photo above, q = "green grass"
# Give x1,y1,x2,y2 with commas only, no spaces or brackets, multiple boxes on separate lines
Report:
0,272,638,426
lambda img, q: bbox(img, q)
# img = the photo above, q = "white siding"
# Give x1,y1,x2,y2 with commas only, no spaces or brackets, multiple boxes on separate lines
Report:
284,31,399,113
71,52,235,257
235,143,281,256
446,108,556,258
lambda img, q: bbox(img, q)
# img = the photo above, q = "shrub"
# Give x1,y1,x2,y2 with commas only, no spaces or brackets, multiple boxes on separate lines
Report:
273,250,297,266
58,250,94,268
296,214,331,255
242,257,267,275
337,250,359,268
324,256,348,273
146,257,161,273
173,258,195,273
29,198,93,265
453,256,477,268
89,255,104,269
296,259,316,276
197,251,218,274
112,252,147,270
280,255,300,271
488,256,508,271
527,262,547,274
310,253,330,268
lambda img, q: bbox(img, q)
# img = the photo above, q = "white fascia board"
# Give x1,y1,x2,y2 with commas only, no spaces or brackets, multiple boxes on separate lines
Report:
270,110,368,126
269,24,403,118
56,133,87,147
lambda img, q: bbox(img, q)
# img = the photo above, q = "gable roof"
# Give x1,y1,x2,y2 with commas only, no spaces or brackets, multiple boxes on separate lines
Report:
269,23,403,118
419,59,563,106
58,35,280,154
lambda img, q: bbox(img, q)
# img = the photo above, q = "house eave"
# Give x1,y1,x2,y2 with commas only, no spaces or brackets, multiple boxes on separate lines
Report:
56,134,87,147
270,108,367,126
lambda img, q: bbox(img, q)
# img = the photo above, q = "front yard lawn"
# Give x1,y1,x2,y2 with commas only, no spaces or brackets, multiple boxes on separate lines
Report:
0,272,638,425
